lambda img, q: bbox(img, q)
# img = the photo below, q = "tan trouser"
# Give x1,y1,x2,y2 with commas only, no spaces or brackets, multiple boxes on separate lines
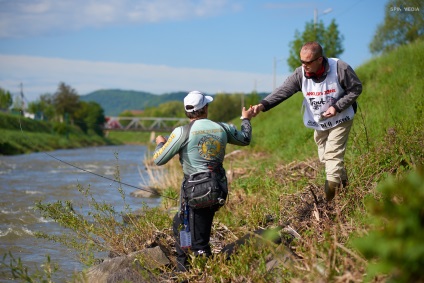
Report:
314,119,353,183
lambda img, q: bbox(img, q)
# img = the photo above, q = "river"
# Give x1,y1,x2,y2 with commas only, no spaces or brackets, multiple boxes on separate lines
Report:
0,145,162,282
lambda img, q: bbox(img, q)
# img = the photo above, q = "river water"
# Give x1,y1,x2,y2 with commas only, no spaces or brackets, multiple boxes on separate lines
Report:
0,145,162,282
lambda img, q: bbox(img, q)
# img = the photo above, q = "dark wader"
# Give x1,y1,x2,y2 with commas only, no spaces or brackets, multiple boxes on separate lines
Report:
172,205,218,271
172,170,227,272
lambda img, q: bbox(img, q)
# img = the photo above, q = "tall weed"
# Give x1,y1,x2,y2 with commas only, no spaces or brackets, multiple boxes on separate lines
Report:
34,160,173,267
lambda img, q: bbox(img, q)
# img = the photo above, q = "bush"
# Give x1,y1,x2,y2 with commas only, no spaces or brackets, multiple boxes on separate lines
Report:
0,112,52,133
353,168,424,282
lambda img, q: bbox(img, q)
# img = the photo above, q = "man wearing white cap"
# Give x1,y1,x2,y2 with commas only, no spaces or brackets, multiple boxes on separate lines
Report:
153,90,253,272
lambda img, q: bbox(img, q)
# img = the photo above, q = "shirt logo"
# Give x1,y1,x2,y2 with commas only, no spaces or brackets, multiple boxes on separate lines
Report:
198,135,224,160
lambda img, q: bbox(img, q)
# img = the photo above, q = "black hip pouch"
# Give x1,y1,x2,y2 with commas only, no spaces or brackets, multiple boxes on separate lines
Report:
183,172,226,209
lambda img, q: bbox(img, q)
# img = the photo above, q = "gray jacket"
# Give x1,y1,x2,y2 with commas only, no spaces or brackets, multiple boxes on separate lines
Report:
261,57,362,113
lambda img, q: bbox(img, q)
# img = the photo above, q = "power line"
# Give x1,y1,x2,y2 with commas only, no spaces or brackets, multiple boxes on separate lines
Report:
332,0,368,18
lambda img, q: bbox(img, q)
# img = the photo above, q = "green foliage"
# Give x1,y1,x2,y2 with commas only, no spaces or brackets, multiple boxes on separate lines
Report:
11,96,25,112
323,20,345,59
53,82,80,121
208,92,244,122
1,252,59,283
244,91,262,107
370,0,424,54
81,90,189,116
0,112,114,155
24,83,107,137
141,101,185,118
353,168,424,282
0,112,52,133
287,19,344,71
0,107,121,156
0,87,13,110
161,187,180,209
52,121,72,135
207,91,261,122
28,93,56,120
74,101,106,136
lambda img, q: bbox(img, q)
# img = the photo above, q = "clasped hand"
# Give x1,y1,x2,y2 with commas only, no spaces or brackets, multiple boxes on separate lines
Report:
241,106,254,120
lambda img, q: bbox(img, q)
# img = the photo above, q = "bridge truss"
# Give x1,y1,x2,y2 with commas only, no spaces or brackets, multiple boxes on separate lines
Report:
105,116,189,132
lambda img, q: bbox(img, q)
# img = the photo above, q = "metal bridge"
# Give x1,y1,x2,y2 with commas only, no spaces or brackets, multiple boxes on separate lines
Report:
104,116,189,132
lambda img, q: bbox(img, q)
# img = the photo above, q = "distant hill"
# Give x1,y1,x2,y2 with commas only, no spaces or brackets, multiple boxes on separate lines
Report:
80,90,189,116
80,89,269,116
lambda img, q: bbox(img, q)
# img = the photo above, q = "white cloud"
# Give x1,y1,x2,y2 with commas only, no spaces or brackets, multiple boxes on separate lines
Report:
0,54,278,101
0,0,236,38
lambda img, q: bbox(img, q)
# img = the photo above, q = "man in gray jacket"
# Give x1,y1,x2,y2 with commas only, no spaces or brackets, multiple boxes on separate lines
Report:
252,41,362,201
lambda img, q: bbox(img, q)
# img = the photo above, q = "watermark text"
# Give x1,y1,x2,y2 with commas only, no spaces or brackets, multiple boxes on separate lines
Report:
390,6,420,12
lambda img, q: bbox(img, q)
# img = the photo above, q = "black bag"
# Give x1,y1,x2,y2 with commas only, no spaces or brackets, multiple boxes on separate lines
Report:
183,172,226,209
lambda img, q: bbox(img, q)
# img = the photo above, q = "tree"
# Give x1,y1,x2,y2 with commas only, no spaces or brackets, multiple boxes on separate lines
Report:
370,0,424,54
10,93,25,114
244,91,262,108
74,101,106,136
287,19,344,71
208,93,241,122
142,101,185,118
0,87,13,110
28,93,55,120
53,82,80,122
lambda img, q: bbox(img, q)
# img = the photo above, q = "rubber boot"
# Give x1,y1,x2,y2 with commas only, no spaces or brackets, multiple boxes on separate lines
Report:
325,180,340,201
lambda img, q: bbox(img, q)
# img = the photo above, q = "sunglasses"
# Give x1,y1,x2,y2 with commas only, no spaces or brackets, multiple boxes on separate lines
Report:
300,56,321,65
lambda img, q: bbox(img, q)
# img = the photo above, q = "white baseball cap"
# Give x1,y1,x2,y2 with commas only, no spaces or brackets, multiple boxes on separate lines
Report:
184,91,213,112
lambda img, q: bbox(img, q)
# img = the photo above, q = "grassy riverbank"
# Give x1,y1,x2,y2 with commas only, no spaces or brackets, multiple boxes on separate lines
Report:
0,112,119,155
0,111,169,155
105,130,167,146
2,40,424,282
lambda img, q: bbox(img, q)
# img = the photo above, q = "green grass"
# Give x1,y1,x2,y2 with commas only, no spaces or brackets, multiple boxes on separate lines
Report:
0,112,118,155
105,130,168,145
0,112,52,133
0,129,115,155
354,39,424,143
243,94,316,162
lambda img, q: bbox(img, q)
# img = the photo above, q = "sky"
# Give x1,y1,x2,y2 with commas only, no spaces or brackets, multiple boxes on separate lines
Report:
0,0,389,102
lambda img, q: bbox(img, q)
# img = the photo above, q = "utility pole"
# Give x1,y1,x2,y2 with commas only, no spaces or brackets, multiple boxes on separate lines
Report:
20,83,25,110
314,8,332,31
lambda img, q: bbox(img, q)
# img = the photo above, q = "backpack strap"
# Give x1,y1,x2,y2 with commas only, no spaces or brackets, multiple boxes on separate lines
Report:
182,120,224,147
215,122,225,132
180,120,195,151
179,120,195,204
